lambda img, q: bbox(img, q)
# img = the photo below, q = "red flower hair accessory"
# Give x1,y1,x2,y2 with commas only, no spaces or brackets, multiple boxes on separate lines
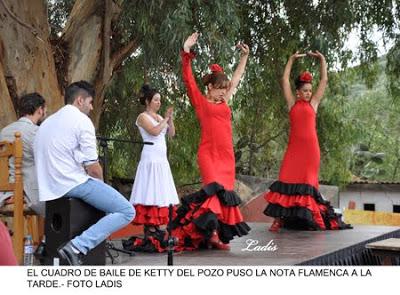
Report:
209,64,224,73
299,71,313,83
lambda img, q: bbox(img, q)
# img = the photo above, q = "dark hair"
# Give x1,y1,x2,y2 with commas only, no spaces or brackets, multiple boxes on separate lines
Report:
64,80,95,105
139,84,158,105
202,72,230,89
18,92,46,117
295,79,308,90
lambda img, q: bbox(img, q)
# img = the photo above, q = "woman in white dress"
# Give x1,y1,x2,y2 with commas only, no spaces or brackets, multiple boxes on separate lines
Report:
130,84,179,238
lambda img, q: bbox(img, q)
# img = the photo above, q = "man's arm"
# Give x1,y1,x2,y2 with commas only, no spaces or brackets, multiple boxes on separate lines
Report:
79,116,101,180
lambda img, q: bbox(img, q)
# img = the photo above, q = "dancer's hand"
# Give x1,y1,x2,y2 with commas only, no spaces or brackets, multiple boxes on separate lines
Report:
307,50,326,61
290,51,306,60
183,32,199,53
237,42,250,57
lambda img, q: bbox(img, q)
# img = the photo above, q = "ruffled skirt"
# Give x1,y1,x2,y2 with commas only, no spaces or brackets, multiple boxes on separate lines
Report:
171,182,250,251
132,205,177,226
264,181,352,230
123,182,251,252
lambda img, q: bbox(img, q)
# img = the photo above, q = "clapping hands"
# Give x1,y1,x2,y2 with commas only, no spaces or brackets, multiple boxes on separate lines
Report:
165,107,174,122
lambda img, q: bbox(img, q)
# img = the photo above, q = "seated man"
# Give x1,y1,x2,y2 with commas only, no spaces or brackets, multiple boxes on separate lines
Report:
0,93,47,216
34,80,135,265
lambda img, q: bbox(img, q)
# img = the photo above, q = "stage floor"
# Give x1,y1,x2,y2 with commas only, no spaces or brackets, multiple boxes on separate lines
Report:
107,223,400,266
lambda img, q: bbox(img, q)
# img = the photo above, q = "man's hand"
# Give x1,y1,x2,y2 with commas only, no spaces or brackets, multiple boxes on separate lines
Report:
85,162,103,181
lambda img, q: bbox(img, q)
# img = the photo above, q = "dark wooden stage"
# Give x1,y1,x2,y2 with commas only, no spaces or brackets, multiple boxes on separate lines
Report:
107,223,400,266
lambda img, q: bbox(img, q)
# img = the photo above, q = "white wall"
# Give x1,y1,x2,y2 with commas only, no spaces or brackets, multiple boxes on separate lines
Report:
339,188,400,213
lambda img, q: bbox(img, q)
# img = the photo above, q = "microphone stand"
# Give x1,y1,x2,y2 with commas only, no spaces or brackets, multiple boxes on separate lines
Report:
167,204,177,266
97,136,153,264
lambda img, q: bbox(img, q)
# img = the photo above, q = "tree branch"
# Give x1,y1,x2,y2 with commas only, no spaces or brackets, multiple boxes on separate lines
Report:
256,129,286,150
110,38,140,70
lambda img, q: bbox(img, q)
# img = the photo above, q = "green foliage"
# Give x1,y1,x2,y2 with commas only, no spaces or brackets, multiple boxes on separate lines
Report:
345,56,400,182
386,38,400,100
49,1,400,186
317,90,355,187
98,57,144,180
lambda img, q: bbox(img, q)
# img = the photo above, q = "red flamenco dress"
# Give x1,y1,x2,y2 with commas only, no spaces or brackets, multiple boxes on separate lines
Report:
170,51,251,250
264,99,352,230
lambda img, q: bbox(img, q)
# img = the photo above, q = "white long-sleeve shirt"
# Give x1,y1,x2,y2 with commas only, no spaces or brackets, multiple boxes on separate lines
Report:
34,105,98,201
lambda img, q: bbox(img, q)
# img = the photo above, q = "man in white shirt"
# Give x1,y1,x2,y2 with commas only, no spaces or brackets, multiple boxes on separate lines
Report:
0,93,47,216
34,81,135,265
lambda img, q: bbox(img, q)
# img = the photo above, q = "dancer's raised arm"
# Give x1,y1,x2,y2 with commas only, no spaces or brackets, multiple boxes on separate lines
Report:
309,51,328,109
282,51,306,110
225,43,250,100
181,32,202,108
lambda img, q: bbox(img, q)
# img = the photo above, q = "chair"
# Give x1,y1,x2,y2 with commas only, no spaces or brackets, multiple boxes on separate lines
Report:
0,132,42,264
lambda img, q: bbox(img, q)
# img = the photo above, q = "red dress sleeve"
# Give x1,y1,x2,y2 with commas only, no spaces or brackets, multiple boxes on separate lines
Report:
181,50,203,108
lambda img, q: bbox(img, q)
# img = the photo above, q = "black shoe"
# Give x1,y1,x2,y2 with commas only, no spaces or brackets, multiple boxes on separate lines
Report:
57,241,83,266
144,225,166,240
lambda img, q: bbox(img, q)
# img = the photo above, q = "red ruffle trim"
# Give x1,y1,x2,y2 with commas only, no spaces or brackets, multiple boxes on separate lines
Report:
264,191,326,230
172,195,243,251
200,195,244,225
132,205,177,226
172,222,205,251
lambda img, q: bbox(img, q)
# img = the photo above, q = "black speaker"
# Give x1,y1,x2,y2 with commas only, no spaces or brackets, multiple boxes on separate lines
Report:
44,197,106,265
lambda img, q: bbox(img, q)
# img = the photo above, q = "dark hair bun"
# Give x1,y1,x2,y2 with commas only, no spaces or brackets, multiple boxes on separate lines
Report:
141,84,151,94
139,84,158,105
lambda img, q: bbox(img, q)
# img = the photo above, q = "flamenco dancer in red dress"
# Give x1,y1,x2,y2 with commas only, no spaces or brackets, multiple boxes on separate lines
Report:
171,32,251,250
264,51,352,232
